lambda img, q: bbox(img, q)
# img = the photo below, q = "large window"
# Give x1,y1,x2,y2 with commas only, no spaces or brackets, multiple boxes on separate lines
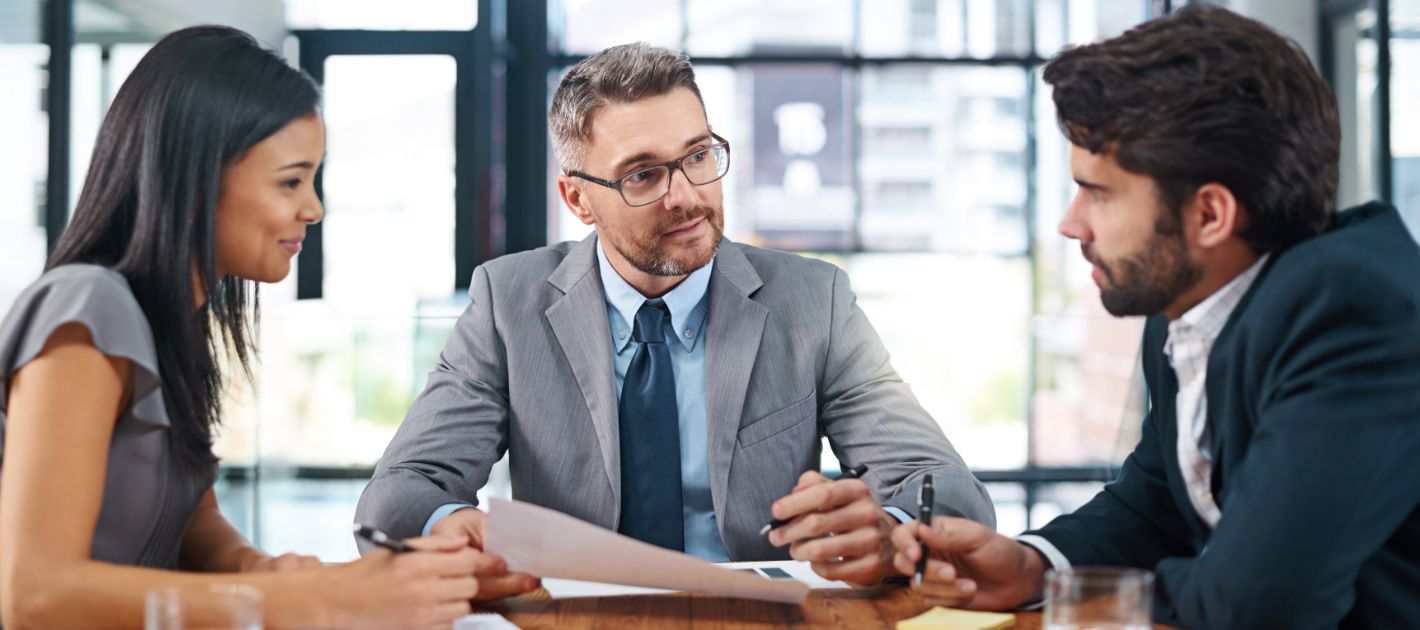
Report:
1392,0,1420,237
1327,0,1418,237
0,1,48,309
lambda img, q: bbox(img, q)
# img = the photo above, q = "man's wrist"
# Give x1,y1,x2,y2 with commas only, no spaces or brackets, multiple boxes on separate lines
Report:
424,502,476,537
1016,540,1051,602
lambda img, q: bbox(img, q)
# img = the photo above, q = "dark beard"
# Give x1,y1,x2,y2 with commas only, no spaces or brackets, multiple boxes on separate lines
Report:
1093,229,1203,317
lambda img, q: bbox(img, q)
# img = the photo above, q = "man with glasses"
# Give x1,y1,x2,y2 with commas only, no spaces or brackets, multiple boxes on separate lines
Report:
356,42,994,598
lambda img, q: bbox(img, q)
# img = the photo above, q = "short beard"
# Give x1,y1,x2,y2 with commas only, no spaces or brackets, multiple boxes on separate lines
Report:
626,227,724,276
604,207,725,277
1094,220,1203,317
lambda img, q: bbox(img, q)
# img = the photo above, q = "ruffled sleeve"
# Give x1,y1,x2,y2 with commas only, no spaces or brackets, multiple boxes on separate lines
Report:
0,264,168,429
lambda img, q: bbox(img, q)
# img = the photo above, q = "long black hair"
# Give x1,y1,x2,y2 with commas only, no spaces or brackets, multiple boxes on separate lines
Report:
47,26,321,473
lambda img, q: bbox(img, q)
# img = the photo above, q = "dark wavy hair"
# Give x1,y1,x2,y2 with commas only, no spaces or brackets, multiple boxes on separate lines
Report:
47,26,321,473
1043,3,1340,253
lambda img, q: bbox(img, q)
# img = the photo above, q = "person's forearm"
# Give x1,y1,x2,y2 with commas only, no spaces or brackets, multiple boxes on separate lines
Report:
5,558,331,629
178,505,268,572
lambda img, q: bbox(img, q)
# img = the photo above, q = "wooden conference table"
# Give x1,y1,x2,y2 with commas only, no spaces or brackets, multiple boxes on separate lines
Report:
482,584,1176,629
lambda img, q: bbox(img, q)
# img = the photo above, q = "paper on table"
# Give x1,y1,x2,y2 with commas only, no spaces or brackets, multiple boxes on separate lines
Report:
540,560,851,599
540,579,675,599
719,560,852,590
452,611,521,629
484,497,809,604
896,607,1015,630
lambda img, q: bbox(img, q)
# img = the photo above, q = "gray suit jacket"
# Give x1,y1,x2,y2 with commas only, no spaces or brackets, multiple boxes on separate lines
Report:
355,236,994,559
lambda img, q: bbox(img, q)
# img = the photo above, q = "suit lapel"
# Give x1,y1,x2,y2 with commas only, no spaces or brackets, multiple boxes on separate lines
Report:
703,243,769,531
1203,254,1275,502
545,235,622,519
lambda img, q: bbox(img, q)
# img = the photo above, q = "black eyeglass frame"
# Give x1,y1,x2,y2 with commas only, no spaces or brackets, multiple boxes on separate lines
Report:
566,132,732,207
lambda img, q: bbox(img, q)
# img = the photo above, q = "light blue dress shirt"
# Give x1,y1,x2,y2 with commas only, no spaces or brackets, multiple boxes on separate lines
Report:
424,238,730,561
595,239,728,561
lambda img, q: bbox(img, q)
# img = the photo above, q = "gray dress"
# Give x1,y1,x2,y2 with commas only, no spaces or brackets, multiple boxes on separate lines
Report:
0,264,214,568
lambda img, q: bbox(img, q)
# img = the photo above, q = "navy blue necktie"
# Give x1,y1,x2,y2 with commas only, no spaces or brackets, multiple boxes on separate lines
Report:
617,301,685,551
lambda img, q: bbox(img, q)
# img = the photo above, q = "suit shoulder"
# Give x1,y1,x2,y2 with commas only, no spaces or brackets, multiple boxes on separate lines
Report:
733,242,841,284
1261,209,1420,308
474,241,579,285
1248,210,1420,337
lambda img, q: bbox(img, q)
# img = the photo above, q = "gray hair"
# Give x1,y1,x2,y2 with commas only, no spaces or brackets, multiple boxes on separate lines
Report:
549,42,705,172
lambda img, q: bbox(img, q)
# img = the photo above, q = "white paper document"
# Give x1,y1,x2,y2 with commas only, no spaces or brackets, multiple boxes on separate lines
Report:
452,612,520,629
719,560,853,590
484,498,810,604
541,560,851,599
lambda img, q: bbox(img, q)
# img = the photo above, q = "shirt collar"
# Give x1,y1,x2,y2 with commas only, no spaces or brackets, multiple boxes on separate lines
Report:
1167,254,1270,352
596,236,712,353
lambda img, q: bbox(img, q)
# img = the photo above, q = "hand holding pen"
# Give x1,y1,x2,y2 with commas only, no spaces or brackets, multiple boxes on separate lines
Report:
760,464,869,535
327,524,484,628
764,464,903,585
889,497,1046,610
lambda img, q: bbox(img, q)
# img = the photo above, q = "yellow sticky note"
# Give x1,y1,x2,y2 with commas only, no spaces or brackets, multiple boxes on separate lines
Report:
896,607,1015,630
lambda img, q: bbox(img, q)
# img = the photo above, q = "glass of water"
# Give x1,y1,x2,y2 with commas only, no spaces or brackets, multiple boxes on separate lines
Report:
1043,567,1153,630
145,584,263,630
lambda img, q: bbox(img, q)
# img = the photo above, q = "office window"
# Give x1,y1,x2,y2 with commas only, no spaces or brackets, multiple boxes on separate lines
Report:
0,2,47,309
557,1,681,53
862,0,1034,58
1392,0,1420,238
860,66,1028,253
686,0,854,56
285,0,478,31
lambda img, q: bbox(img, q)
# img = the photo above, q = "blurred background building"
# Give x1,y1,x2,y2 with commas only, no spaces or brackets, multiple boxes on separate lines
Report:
0,0,1412,561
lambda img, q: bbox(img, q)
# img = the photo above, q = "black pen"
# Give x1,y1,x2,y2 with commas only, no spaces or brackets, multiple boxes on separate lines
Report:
914,474,934,586
353,523,414,553
759,464,869,536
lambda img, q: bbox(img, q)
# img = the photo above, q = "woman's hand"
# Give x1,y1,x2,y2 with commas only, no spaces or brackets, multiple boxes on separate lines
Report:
321,533,486,630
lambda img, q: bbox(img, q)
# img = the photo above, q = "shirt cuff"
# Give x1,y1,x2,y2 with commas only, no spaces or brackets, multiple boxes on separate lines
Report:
423,502,475,537
1013,535,1070,611
883,506,913,524
1016,534,1072,571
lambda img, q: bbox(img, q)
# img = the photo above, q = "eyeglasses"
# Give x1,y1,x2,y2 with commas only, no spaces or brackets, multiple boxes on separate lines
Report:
567,133,731,207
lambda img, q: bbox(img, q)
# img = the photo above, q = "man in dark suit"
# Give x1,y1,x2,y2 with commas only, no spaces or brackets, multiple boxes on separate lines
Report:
889,5,1420,629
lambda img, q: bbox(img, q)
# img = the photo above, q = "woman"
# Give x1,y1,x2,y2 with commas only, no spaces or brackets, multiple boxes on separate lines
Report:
0,26,491,629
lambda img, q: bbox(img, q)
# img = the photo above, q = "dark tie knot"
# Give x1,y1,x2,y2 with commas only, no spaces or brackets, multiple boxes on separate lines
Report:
632,301,670,344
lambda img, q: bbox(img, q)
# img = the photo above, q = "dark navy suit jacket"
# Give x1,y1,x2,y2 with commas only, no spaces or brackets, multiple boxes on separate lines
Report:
1027,202,1420,629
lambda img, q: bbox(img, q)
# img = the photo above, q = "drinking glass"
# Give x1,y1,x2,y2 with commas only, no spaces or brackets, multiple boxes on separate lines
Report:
1043,567,1153,630
145,583,262,630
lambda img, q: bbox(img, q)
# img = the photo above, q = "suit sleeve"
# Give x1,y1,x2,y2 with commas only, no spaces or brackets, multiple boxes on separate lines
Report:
816,267,995,528
1026,323,1196,569
353,264,512,547
1143,274,1420,628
